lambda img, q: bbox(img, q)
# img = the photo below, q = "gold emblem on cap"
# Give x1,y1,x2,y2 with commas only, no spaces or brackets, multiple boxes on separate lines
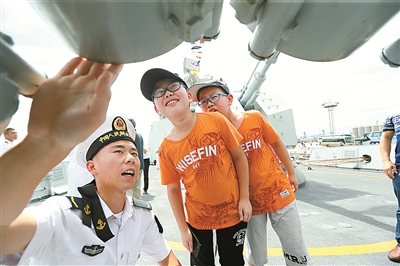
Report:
113,117,126,131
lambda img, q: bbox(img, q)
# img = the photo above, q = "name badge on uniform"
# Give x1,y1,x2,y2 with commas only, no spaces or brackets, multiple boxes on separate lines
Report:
81,245,105,256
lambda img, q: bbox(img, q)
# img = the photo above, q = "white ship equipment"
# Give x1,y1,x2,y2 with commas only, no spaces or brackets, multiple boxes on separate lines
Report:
1,1,398,200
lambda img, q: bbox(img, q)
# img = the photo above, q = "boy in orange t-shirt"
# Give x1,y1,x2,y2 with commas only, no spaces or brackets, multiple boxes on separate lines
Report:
189,81,312,266
140,69,252,266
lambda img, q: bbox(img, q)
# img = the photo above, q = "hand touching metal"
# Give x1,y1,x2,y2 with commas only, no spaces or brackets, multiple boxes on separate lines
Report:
28,57,123,153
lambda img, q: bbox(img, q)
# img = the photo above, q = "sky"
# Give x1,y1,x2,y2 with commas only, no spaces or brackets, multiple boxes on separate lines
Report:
1,1,399,145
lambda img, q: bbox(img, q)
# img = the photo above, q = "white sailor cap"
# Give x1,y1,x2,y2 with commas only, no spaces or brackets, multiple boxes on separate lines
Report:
74,115,136,169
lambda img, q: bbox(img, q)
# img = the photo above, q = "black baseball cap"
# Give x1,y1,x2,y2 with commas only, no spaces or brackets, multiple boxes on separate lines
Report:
140,68,188,101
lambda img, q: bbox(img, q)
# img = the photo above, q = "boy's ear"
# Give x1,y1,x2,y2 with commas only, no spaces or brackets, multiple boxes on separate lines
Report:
154,105,162,116
187,91,193,102
227,94,234,107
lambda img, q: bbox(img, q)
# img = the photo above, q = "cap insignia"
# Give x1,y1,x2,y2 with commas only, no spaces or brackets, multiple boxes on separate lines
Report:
113,116,126,131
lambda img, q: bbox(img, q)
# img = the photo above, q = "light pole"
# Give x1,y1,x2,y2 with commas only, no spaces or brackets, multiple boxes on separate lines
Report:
322,99,339,134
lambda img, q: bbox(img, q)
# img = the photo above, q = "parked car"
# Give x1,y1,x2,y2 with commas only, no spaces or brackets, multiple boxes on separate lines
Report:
362,131,383,145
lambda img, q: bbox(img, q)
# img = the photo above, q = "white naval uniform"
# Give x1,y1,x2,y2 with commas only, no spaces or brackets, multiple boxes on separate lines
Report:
0,140,14,156
5,195,171,265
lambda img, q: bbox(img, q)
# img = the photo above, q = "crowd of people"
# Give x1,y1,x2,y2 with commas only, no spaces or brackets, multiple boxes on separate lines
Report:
0,57,398,265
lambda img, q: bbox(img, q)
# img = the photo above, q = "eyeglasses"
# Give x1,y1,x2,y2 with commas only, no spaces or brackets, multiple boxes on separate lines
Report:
152,82,184,100
198,93,228,108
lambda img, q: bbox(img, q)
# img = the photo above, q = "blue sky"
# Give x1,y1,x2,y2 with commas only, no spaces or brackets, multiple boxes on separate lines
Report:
1,1,399,144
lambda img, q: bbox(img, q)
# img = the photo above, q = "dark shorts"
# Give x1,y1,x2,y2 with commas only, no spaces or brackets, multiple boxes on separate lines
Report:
188,221,247,266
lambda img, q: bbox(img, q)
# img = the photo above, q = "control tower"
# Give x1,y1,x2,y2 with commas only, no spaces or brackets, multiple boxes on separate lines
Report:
322,99,339,134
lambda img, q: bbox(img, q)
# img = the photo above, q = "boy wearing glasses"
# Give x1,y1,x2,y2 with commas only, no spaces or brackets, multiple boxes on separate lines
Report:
189,80,312,266
140,69,252,266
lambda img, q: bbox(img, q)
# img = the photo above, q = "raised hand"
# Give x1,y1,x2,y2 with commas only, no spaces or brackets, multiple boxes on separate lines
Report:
28,57,123,153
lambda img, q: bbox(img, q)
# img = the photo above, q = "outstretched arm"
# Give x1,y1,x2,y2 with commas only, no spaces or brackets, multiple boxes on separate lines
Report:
0,57,122,254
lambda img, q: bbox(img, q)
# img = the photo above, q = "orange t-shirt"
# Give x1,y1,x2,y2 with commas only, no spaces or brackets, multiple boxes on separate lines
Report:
238,110,295,215
158,112,243,230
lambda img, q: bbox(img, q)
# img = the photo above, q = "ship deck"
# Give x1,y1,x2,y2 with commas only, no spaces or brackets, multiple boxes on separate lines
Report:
25,164,397,265
138,164,397,265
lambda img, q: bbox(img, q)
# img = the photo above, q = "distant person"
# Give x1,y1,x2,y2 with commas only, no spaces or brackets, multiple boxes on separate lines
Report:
189,80,312,266
296,142,303,155
0,127,17,155
308,142,314,156
380,112,400,263
141,68,251,266
143,143,151,194
129,118,144,199
302,142,307,154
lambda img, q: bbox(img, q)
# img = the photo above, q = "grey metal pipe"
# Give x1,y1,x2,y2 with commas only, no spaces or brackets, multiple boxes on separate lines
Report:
380,38,400,68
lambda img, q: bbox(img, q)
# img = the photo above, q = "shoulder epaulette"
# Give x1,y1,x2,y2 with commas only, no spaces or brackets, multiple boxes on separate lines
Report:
132,198,152,210
67,196,83,210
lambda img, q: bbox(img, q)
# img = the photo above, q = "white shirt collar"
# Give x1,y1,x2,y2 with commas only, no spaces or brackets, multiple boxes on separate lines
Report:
97,193,134,221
